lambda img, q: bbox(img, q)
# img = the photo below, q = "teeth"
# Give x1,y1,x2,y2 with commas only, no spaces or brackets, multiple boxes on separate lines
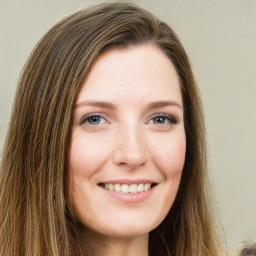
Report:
129,184,138,193
138,184,144,192
144,183,150,191
121,184,129,193
103,183,152,193
109,184,114,191
115,184,121,192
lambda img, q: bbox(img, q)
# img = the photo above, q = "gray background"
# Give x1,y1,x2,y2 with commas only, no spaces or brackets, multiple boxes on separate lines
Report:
0,1,255,254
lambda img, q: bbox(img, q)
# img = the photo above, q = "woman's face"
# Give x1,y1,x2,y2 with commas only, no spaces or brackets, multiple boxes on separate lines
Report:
68,44,186,238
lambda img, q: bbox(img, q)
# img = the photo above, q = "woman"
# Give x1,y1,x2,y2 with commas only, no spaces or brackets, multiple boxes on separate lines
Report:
0,3,222,255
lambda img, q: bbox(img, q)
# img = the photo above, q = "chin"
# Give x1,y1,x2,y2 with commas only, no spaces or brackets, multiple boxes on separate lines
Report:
81,211,167,239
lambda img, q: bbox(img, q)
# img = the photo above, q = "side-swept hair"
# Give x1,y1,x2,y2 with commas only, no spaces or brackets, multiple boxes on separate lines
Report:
0,3,221,255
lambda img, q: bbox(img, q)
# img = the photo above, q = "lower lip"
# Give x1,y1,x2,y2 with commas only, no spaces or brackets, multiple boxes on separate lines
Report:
99,185,157,203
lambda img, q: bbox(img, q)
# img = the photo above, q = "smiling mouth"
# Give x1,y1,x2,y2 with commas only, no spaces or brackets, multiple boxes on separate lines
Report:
98,183,157,194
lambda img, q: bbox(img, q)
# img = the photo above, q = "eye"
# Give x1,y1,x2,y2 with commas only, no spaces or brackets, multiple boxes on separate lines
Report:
149,114,177,125
80,114,107,125
152,116,168,125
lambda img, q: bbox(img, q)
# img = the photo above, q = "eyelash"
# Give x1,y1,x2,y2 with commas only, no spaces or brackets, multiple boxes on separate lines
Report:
148,113,178,126
80,113,178,126
80,113,108,126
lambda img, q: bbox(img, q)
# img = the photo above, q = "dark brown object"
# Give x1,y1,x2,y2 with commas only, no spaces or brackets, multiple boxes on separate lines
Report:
240,246,256,256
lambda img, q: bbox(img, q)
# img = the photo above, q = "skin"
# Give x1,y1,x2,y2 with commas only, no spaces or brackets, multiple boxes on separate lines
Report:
68,44,186,256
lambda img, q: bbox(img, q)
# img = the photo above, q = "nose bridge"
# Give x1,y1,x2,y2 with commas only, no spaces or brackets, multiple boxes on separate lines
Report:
113,122,148,168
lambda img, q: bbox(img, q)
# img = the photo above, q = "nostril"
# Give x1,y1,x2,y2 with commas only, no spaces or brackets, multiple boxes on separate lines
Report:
112,138,148,168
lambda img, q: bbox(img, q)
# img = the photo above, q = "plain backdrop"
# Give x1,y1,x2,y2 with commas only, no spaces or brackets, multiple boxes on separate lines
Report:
0,0,255,254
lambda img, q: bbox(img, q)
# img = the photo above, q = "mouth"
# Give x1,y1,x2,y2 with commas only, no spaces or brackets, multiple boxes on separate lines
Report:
98,182,158,194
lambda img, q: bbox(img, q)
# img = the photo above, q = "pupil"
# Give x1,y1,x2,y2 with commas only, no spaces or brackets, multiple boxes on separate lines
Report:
90,116,100,124
154,117,165,124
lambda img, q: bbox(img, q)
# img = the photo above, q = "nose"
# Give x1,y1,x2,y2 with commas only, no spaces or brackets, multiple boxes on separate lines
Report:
112,126,148,169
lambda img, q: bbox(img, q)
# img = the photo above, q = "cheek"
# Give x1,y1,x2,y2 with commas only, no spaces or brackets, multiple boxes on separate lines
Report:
67,132,112,219
68,132,110,178
146,131,186,223
151,131,186,179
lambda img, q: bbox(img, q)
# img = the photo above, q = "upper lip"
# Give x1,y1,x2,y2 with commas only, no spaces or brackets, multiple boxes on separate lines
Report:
98,179,158,185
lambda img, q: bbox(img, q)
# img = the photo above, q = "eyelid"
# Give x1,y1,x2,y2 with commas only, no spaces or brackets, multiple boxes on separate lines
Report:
147,113,178,124
80,112,109,125
78,112,179,127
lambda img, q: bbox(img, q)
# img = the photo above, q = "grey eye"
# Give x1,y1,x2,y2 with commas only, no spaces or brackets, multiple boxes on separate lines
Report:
81,115,106,125
87,116,102,125
152,116,167,124
149,114,177,126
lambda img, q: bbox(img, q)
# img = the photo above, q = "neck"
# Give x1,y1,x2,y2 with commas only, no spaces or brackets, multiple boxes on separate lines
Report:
80,227,149,256
103,235,149,256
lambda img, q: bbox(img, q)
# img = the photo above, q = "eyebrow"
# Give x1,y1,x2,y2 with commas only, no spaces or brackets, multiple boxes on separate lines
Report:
146,100,183,110
75,100,117,110
75,100,183,110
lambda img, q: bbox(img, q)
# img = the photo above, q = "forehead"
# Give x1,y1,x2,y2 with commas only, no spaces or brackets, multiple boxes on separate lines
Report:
77,44,182,105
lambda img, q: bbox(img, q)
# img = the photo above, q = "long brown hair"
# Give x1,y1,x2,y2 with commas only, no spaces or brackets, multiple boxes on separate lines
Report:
0,3,222,255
